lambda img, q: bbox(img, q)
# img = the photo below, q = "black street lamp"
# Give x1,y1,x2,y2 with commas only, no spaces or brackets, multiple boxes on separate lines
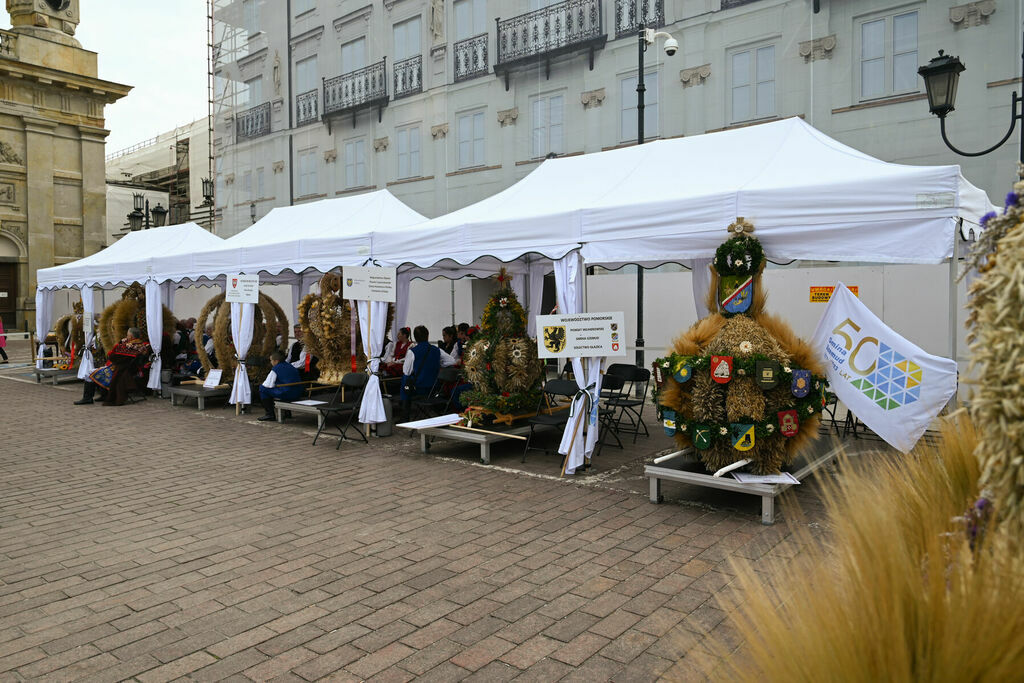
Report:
126,192,168,231
918,40,1024,163
197,177,216,232
250,201,257,224
634,26,678,372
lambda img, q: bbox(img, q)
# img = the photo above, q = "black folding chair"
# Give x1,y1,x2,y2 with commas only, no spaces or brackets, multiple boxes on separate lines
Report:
313,373,369,448
595,373,625,456
409,366,461,420
604,363,651,443
522,378,578,463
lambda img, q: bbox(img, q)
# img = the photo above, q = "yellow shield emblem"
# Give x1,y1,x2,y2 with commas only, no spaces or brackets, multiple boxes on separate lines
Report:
543,325,567,354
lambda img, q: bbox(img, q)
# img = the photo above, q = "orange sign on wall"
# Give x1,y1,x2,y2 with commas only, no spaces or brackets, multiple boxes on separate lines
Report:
810,285,858,303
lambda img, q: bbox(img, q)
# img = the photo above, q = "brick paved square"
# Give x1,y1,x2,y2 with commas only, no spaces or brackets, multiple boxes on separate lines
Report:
0,373,837,680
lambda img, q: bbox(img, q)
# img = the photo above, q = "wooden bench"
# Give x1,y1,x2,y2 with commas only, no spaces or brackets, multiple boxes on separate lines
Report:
169,385,231,411
274,400,327,428
419,424,532,465
33,368,80,386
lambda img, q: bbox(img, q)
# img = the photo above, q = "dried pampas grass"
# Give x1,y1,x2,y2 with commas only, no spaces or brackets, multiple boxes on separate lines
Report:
716,417,1024,682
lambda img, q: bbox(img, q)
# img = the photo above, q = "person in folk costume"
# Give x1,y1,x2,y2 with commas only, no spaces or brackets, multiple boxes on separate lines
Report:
286,323,319,381
383,326,413,377
399,325,457,419
257,349,303,421
78,326,153,406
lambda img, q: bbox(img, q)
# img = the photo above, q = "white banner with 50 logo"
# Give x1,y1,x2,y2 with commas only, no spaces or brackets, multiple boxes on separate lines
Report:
812,282,957,453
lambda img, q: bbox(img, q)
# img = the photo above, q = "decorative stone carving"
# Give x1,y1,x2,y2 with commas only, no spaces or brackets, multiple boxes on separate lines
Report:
0,221,26,249
950,1,996,29
497,108,518,127
680,64,711,88
324,149,337,163
273,160,285,173
430,0,444,45
0,142,23,165
54,224,83,258
431,123,448,139
225,173,235,185
373,137,389,152
333,4,373,34
0,183,14,205
580,88,605,108
798,35,836,63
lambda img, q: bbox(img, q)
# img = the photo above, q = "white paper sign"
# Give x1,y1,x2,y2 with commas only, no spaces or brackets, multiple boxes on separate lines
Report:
0,292,7,298
535,312,627,358
203,369,223,388
342,266,397,302
225,274,259,304
82,312,92,332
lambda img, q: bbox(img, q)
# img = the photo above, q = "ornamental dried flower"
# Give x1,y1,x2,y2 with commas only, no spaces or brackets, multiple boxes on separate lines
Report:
980,210,997,226
783,366,792,373
766,424,775,433
719,426,728,435
739,341,753,354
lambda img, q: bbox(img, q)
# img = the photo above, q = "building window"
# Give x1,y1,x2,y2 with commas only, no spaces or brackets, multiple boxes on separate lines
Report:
730,45,774,123
396,125,421,179
531,93,564,158
298,148,318,197
242,170,252,200
454,0,486,39
860,10,918,100
457,111,485,168
341,37,366,74
620,71,657,142
256,167,265,198
243,0,260,37
294,0,315,15
393,16,422,61
296,55,318,93
243,76,262,108
344,139,367,188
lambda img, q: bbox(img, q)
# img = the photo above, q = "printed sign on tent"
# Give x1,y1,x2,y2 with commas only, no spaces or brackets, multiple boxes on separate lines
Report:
225,274,259,304
535,312,626,358
342,266,397,302
812,282,957,453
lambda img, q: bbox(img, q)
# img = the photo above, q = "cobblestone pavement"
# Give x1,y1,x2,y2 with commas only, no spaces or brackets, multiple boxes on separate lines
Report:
0,371,841,681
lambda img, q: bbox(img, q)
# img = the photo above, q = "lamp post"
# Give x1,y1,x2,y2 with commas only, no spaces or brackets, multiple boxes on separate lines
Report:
126,192,168,231
635,26,678,373
197,177,216,232
918,40,1024,164
250,201,257,225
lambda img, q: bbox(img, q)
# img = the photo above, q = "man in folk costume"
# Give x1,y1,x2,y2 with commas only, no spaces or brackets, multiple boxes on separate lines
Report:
257,350,303,421
286,324,319,381
78,327,152,406
400,325,456,418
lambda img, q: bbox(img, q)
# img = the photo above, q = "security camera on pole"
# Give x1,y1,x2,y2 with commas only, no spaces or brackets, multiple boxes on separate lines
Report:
634,25,678,385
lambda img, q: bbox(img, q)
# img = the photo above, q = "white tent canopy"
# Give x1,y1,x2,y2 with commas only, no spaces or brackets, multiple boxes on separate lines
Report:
155,191,427,286
36,222,224,291
372,118,993,270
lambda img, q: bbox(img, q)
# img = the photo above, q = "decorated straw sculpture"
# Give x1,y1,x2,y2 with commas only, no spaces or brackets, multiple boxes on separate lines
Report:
654,221,825,475
461,269,543,414
97,283,175,353
194,290,290,383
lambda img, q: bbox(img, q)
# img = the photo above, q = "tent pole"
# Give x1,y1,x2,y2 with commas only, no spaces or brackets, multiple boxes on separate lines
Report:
949,222,960,406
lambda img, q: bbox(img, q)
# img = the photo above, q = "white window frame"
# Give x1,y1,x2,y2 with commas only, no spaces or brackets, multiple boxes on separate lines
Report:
454,0,486,40
341,37,367,75
620,71,658,142
294,0,315,15
531,92,565,159
857,8,920,101
243,0,260,37
728,43,776,124
396,124,421,179
457,110,485,169
256,167,265,199
393,16,422,62
242,170,252,200
295,55,318,94
243,76,263,108
344,138,367,188
297,147,318,198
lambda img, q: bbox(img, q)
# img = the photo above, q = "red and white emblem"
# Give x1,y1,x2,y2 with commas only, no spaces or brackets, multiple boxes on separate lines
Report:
231,278,238,288
711,356,733,384
778,409,799,437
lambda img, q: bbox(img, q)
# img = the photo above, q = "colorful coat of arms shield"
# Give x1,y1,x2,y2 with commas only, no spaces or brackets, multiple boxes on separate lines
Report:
778,410,799,437
755,360,781,389
693,425,712,450
791,369,811,397
719,274,754,314
711,356,733,384
662,409,677,436
731,423,755,451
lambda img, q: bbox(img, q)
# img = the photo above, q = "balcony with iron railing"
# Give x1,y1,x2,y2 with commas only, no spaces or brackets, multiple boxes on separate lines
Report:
322,58,389,128
454,33,489,82
393,55,422,99
235,101,271,141
295,89,319,126
494,0,606,90
614,0,664,38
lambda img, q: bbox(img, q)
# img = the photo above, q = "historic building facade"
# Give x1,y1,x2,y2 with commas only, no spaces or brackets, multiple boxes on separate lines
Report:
211,0,1016,238
0,0,130,330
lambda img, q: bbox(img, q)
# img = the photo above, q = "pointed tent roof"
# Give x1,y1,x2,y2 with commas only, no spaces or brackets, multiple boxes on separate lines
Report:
36,222,224,290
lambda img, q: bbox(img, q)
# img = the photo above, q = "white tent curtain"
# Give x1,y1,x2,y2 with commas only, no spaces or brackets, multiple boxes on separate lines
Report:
229,302,255,405
690,258,713,319
357,299,389,424
77,287,97,380
527,261,548,338
145,280,163,390
161,282,176,313
394,272,412,334
291,271,320,325
553,252,604,475
34,288,52,369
